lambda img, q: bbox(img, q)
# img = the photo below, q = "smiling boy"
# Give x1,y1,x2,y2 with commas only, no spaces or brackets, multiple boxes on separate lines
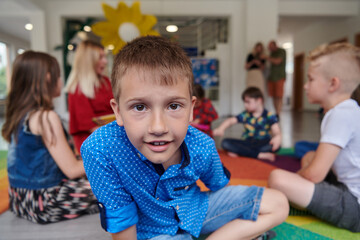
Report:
82,36,288,240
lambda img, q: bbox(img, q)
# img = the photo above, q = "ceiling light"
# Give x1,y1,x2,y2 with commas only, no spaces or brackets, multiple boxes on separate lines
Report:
107,44,115,50
67,44,74,51
25,23,33,31
17,49,25,54
166,25,178,33
83,25,92,32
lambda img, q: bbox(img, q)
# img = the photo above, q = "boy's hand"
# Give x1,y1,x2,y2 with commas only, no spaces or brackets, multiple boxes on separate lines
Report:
270,135,281,151
191,118,201,124
213,127,224,137
213,117,237,137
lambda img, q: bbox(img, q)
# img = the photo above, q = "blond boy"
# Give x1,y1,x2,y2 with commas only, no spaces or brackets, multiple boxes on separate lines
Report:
82,36,288,240
269,43,360,232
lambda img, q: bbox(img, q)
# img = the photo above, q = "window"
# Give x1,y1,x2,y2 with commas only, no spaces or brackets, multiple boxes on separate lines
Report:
0,42,10,99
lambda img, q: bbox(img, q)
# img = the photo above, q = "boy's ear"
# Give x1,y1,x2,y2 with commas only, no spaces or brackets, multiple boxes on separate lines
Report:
110,98,124,126
329,77,341,93
189,96,197,122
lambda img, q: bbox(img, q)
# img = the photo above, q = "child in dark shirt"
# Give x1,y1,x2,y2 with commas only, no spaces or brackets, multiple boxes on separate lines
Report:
214,87,281,162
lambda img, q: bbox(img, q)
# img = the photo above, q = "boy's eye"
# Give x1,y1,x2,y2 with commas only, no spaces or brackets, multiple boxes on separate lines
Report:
133,104,146,112
168,103,181,110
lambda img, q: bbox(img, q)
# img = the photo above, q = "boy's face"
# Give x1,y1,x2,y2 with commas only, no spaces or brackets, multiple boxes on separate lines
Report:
243,96,262,113
305,60,330,105
111,68,196,168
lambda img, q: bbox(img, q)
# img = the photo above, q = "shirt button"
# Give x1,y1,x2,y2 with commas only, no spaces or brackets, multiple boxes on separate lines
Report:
184,186,189,190
176,205,179,210
137,153,141,158
156,197,159,200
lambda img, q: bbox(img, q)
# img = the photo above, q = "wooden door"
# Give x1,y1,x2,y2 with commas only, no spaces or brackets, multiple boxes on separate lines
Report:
355,33,360,47
293,53,304,111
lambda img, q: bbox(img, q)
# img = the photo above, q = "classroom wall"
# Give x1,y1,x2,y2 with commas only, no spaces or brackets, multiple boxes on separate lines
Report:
38,0,278,119
4,0,358,114
293,4,360,110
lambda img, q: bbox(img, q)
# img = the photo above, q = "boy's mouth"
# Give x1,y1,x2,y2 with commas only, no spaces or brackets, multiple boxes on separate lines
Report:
152,142,166,146
146,141,171,152
149,141,169,146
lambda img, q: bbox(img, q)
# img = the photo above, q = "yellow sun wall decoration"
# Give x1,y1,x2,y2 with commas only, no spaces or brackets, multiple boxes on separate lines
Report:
92,1,159,54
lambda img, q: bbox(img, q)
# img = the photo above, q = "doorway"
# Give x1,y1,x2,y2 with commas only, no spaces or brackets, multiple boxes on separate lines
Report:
293,53,304,111
355,33,360,47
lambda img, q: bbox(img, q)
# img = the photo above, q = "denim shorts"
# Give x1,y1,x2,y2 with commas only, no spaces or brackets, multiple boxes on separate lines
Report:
150,185,264,240
307,181,360,232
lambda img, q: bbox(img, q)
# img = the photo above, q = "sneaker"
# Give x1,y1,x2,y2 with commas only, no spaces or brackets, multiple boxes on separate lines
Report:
253,230,277,240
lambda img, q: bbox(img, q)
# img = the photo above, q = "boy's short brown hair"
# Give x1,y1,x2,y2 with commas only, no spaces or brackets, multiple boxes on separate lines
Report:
242,87,264,102
111,36,193,102
309,42,360,93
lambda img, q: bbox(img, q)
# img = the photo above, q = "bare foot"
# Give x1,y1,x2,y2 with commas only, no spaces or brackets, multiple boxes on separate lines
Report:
258,152,276,162
227,152,239,158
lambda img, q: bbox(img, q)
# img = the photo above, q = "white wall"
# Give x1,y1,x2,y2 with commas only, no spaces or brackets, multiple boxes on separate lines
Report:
0,0,280,118
40,0,273,118
293,6,360,110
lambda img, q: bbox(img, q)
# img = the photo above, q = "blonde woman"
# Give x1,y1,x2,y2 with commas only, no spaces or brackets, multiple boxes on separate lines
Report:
245,42,266,94
65,40,113,153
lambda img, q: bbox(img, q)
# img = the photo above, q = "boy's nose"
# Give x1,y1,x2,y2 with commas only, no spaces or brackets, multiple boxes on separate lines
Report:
148,111,168,135
304,82,308,90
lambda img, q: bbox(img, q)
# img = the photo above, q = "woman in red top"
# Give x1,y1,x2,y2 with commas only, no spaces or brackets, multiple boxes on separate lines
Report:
65,40,114,153
192,84,218,136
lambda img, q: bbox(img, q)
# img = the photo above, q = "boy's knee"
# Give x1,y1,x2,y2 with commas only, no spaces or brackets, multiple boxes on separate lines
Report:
268,169,285,190
261,188,289,222
264,188,289,209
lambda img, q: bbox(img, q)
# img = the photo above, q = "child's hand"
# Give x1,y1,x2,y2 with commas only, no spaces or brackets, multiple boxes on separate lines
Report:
213,128,224,137
191,118,201,125
270,135,281,151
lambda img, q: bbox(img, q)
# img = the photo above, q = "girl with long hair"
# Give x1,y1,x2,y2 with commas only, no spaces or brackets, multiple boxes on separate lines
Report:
65,40,114,152
2,51,98,223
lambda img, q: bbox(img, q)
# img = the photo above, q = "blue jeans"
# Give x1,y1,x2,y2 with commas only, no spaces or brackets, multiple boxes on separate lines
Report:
221,138,276,159
150,185,264,240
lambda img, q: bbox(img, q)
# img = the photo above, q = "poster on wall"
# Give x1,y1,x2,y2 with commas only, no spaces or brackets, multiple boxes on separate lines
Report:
191,58,219,89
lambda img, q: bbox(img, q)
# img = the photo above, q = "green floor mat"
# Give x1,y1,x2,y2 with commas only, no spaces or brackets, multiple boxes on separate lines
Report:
277,147,296,156
0,151,6,170
302,222,360,240
195,222,332,240
272,222,332,240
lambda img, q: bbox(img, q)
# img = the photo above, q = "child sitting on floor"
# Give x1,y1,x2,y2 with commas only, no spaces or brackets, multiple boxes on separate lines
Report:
2,51,98,224
81,36,288,240
268,42,360,232
213,87,281,162
191,84,218,136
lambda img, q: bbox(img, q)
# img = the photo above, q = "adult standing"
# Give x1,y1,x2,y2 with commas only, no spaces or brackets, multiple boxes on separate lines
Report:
65,40,114,153
267,40,286,117
245,42,266,94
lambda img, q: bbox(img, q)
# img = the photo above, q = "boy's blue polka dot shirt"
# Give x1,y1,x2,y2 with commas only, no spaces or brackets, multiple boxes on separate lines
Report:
81,122,230,239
